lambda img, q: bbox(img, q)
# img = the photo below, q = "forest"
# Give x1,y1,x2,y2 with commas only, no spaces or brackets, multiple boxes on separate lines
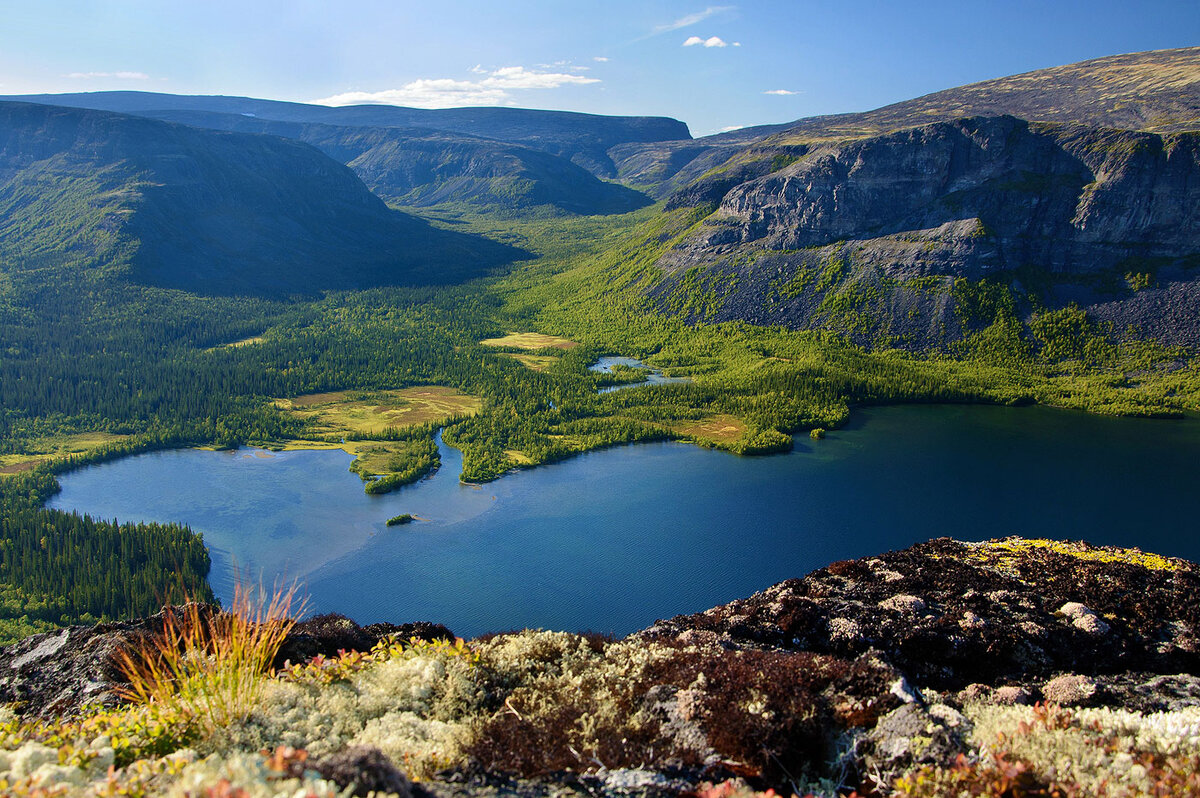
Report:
0,198,1197,643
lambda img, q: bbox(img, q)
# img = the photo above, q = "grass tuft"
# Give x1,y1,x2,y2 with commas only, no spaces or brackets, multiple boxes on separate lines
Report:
115,583,301,735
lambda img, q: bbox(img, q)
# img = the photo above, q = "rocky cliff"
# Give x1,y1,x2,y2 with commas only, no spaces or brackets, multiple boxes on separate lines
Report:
611,46,1200,198
648,116,1200,349
1,537,1198,796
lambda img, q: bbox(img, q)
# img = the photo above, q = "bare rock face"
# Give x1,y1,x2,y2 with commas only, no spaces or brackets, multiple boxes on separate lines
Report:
650,116,1200,348
0,606,211,718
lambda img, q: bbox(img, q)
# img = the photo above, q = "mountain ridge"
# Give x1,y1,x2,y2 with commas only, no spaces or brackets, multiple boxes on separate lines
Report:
127,109,652,214
0,90,691,178
613,46,1200,197
0,100,523,297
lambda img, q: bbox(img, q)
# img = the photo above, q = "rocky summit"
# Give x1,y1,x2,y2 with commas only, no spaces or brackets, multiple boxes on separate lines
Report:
1,537,1198,796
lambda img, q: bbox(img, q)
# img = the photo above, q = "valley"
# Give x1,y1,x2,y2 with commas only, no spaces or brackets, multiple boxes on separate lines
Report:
0,47,1198,646
2,5,1200,791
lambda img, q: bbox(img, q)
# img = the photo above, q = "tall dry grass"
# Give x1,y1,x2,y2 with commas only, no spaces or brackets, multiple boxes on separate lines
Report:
116,582,301,732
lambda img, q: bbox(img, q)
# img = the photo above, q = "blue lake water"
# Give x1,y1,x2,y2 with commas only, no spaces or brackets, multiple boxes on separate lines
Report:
48,404,1200,637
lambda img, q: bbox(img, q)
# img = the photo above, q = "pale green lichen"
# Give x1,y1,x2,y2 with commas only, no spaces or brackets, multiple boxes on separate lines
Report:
902,700,1200,792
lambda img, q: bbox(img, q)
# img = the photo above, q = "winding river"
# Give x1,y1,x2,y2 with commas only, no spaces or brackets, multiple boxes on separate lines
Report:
48,404,1200,637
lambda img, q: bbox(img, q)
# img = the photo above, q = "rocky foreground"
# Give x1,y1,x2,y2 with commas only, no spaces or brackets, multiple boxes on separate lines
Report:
1,537,1199,796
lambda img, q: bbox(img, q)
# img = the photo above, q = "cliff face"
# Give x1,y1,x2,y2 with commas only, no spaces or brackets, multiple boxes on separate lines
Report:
649,116,1200,348
611,46,1200,197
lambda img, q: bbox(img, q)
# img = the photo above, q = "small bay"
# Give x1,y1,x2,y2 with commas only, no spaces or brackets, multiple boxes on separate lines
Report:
48,404,1200,638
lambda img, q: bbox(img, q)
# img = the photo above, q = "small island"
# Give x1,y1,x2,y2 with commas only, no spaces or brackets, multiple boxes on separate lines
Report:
385,514,415,527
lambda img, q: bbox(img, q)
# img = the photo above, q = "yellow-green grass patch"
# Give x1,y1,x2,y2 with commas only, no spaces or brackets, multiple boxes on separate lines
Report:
480,332,578,350
669,414,748,446
505,449,535,465
0,432,131,475
504,353,559,371
205,334,265,351
274,386,481,438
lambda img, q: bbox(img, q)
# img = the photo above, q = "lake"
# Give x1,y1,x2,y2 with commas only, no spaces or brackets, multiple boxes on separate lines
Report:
48,404,1200,637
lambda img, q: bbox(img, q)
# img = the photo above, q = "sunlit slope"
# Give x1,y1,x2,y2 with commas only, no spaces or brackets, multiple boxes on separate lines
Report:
0,101,523,297
614,47,1200,197
128,110,651,214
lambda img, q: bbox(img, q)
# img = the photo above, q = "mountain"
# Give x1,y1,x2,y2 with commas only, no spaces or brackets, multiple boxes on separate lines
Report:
0,91,691,178
0,101,522,297
124,110,651,214
612,46,1200,197
648,116,1200,347
608,49,1200,350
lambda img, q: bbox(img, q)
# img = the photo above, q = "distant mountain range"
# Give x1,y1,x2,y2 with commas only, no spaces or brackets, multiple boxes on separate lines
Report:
0,101,522,297
0,91,686,214
2,47,1199,343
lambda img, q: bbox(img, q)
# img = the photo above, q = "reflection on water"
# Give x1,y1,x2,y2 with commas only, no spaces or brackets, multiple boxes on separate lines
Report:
49,405,1200,637
590,356,692,393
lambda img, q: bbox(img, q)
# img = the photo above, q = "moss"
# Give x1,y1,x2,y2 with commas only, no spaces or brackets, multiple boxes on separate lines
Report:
971,538,1182,574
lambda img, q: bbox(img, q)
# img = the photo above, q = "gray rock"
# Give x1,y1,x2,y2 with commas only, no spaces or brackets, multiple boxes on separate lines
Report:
1058,602,1111,636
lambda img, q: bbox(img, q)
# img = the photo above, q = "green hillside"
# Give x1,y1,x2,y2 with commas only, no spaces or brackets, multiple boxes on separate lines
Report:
0,101,523,297
134,110,651,214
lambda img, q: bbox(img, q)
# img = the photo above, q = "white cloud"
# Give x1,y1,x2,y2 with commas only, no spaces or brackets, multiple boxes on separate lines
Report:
64,71,150,80
312,66,600,109
683,35,732,48
655,6,735,33
593,56,609,62
764,89,799,95
485,65,598,89
719,125,745,132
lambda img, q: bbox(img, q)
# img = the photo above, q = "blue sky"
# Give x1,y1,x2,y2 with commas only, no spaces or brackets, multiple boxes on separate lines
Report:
1,1,1197,136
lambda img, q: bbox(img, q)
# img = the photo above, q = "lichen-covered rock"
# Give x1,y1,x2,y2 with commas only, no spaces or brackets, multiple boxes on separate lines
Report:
1058,601,1111,636
861,703,971,787
0,605,222,718
1043,674,1103,707
637,537,1200,690
273,613,455,670
0,607,454,719
1,536,1197,796
313,745,411,797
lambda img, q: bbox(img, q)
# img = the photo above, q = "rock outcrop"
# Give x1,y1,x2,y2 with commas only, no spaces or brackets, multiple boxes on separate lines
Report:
0,607,453,719
1,537,1198,796
649,116,1200,348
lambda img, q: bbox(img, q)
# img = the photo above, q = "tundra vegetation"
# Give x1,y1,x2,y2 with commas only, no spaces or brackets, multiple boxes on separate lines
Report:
1,538,1199,796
